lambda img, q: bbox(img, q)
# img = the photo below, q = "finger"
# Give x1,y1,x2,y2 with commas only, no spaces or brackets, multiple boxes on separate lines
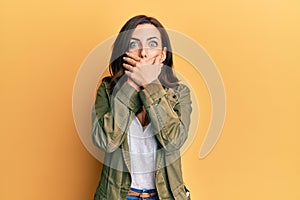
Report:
161,47,167,62
144,56,156,65
163,46,167,53
123,56,137,66
122,63,134,72
154,55,162,65
125,52,141,62
125,70,138,84
124,70,132,77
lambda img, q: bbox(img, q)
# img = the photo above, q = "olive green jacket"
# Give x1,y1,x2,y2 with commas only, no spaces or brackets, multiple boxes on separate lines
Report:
92,79,192,200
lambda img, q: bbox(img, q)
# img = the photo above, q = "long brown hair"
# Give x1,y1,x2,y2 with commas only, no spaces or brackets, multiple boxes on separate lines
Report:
104,15,179,93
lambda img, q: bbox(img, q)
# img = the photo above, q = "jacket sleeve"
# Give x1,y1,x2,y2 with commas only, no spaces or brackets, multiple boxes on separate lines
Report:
139,79,192,151
92,80,141,153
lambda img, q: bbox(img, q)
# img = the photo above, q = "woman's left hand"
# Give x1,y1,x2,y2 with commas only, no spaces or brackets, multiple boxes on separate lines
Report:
122,52,163,88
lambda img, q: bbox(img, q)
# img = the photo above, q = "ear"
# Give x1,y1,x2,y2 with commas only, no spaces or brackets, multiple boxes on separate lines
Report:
161,47,167,62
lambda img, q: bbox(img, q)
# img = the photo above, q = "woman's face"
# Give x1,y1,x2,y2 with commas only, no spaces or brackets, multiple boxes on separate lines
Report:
128,23,166,61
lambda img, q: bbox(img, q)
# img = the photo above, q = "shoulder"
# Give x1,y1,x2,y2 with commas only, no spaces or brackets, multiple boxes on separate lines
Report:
98,76,111,89
172,83,191,98
100,76,111,88
96,76,111,97
174,83,190,92
165,82,191,105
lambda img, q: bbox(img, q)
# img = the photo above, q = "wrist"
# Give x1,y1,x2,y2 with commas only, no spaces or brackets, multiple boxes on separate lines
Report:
127,79,140,91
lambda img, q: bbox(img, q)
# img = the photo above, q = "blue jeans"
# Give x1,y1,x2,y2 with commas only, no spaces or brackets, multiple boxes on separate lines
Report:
126,188,159,200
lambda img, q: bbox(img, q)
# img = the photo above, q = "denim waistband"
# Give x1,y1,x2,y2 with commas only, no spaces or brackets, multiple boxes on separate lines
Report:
130,187,157,194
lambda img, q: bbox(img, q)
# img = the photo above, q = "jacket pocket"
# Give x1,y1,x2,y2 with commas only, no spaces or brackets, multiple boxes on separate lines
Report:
184,185,191,200
173,184,191,200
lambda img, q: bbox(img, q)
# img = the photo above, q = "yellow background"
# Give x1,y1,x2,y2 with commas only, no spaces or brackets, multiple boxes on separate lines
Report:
1,0,300,199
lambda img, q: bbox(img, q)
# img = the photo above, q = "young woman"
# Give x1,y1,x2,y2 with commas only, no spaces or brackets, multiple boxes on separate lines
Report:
92,15,192,200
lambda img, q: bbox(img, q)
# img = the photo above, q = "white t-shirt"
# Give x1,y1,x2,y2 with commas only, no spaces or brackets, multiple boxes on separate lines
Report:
127,116,157,190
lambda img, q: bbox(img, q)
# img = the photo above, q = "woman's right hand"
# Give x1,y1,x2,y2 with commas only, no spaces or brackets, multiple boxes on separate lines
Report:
126,74,140,91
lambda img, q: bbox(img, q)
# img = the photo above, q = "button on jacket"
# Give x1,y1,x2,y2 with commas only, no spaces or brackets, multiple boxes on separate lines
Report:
92,78,192,200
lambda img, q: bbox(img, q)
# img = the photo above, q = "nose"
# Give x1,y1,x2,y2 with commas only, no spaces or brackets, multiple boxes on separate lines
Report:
140,47,148,59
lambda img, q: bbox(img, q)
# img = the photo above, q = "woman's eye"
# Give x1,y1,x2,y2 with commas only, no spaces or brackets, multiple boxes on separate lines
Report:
129,41,138,48
149,41,158,47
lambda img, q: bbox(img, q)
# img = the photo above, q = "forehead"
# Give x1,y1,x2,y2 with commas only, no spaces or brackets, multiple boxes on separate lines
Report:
131,24,161,39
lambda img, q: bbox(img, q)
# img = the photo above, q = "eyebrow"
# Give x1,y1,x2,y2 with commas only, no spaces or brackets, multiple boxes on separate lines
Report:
130,36,159,41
